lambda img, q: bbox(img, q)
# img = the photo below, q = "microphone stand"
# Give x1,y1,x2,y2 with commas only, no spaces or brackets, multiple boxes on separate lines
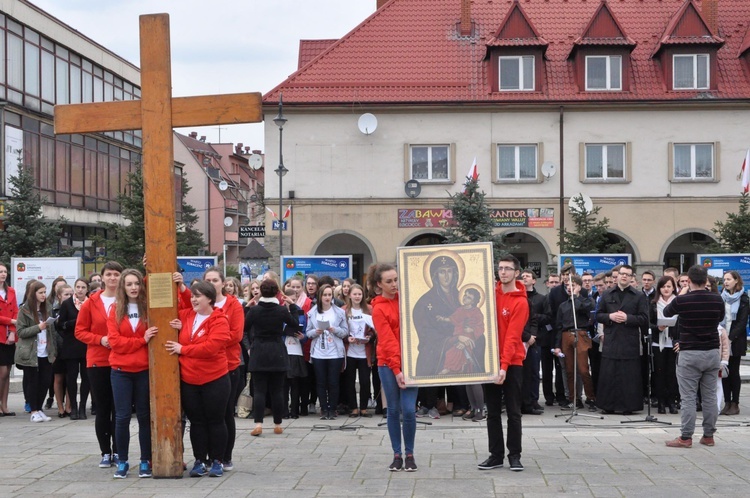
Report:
621,327,671,425
555,273,603,423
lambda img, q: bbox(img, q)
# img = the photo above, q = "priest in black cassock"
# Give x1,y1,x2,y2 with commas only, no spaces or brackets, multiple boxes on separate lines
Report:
595,265,650,414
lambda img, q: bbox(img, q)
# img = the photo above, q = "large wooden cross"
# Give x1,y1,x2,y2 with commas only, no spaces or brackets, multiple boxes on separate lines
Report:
54,14,262,477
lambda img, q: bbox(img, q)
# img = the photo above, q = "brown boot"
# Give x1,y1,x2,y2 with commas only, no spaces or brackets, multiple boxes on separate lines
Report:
720,403,730,415
726,402,740,415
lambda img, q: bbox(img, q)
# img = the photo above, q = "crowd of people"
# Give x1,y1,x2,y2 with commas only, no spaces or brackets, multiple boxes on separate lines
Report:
0,255,746,477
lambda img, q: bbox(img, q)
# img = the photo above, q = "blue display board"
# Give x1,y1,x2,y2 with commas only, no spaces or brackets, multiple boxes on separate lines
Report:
281,255,352,283
697,253,750,293
177,256,218,285
558,254,632,276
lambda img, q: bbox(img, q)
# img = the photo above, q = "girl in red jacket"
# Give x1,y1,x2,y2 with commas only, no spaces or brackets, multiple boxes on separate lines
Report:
167,280,231,479
0,263,18,416
368,263,418,473
107,269,157,479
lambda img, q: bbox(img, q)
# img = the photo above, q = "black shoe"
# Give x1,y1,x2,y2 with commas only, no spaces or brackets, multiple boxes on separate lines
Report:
560,402,574,410
521,407,543,415
78,407,88,420
404,454,417,472
509,456,524,471
532,402,544,411
388,455,403,472
45,398,54,410
658,402,666,414
477,455,503,470
669,405,678,415
576,399,584,409
544,400,555,407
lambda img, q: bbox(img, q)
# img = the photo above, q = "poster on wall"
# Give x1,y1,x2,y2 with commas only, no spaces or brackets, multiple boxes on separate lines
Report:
558,254,632,276
397,242,499,387
281,255,352,284
698,254,750,293
397,208,554,229
177,256,218,286
11,257,80,305
4,126,23,197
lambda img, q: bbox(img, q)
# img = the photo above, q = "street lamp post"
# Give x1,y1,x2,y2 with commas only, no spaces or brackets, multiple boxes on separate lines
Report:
274,93,288,265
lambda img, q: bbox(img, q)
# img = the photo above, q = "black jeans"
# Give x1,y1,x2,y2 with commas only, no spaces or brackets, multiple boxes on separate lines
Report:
312,358,344,413
65,358,89,410
522,344,541,408
484,365,523,461
223,368,240,462
653,346,678,405
344,357,371,411
181,375,230,463
88,366,116,456
540,347,566,403
285,377,302,417
24,357,53,412
722,355,742,403
252,371,286,424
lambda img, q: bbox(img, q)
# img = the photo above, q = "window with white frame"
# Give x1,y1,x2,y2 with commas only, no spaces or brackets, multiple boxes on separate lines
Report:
585,144,625,180
673,143,714,180
586,55,622,91
673,54,709,90
498,144,537,181
499,56,534,91
410,145,449,181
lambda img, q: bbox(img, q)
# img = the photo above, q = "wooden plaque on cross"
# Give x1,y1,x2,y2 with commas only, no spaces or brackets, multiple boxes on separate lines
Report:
54,13,262,477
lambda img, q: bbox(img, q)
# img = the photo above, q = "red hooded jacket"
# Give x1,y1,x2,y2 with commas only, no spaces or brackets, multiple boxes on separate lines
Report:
75,291,112,368
372,293,402,375
177,307,230,385
495,280,529,371
107,310,149,373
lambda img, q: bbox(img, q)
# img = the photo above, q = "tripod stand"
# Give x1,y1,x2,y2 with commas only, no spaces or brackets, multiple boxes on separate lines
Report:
555,275,603,423
621,329,671,425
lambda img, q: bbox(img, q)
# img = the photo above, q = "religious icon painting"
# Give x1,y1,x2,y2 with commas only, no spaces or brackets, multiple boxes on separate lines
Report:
397,242,499,386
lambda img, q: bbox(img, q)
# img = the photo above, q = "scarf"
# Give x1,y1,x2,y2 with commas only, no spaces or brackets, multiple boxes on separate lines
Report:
259,297,279,305
720,289,743,328
656,295,675,352
74,296,85,311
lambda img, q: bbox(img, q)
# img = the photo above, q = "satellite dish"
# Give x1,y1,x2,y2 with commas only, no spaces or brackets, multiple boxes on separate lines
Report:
358,113,378,135
218,180,229,191
248,154,263,170
223,216,233,227
568,193,594,214
541,161,557,179
405,179,421,198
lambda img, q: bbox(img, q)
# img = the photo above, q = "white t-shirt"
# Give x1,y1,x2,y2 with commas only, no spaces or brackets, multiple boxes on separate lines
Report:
215,297,227,309
347,309,373,359
0,288,6,300
312,307,339,359
128,303,140,332
192,313,210,340
37,312,48,357
100,294,116,316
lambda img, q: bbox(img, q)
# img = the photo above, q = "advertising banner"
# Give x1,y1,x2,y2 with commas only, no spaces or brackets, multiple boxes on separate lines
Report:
11,257,80,305
281,255,352,283
558,254,632,276
397,208,554,229
698,253,750,293
177,256,218,286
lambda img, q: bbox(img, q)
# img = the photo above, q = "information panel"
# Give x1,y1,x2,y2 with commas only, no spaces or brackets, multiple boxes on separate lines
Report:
281,255,352,283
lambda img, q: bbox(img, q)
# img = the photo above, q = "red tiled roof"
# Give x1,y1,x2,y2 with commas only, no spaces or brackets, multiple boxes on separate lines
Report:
264,0,750,105
739,26,750,57
570,0,636,54
652,0,723,56
297,39,338,69
486,1,547,48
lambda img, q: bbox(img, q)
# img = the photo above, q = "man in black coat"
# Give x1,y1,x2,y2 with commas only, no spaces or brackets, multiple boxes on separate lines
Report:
520,270,549,414
595,265,649,414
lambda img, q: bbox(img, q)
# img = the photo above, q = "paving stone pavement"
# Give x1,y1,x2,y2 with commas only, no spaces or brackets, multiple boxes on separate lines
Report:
3,387,750,498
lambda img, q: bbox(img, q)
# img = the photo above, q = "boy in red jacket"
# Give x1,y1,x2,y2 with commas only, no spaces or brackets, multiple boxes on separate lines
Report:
478,255,529,472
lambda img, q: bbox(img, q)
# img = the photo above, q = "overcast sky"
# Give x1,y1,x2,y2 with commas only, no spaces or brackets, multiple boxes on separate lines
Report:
31,0,376,151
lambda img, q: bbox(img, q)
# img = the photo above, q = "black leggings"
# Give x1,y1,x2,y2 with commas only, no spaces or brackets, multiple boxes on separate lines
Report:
252,371,286,424
23,357,53,412
182,375,230,463
66,358,90,409
223,368,240,462
344,357,371,411
285,377,302,417
88,366,116,456
723,355,742,403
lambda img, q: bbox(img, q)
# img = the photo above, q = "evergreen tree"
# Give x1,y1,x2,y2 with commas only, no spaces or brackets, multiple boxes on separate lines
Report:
0,162,64,261
440,176,508,261
558,196,625,253
100,166,207,268
710,192,750,253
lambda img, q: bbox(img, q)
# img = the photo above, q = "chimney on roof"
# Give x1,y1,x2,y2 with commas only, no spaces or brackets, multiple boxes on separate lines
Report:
200,136,206,142
376,0,388,9
252,149,261,154
189,131,198,139
460,0,472,36
245,146,251,153
702,0,719,35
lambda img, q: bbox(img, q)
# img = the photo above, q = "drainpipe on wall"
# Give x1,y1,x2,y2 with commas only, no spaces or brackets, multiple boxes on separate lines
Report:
558,106,565,251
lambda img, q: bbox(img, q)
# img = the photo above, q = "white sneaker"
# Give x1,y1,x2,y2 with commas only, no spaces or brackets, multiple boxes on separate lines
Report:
40,412,52,422
30,412,44,423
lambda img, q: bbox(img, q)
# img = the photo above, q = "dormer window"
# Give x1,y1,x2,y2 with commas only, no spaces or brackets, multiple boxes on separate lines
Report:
585,55,622,91
673,54,709,90
499,56,535,91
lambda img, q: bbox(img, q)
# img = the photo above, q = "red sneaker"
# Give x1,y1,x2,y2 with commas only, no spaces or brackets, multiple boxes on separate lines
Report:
699,436,715,446
665,437,692,448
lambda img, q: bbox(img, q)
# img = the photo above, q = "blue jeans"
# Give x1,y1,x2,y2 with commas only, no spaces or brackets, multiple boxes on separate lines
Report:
111,369,151,463
313,357,344,413
378,366,418,456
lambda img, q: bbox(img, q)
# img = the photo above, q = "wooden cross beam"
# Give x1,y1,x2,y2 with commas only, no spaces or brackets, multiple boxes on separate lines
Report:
54,14,262,478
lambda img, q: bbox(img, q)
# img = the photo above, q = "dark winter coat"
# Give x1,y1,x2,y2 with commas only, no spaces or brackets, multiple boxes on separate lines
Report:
244,301,299,372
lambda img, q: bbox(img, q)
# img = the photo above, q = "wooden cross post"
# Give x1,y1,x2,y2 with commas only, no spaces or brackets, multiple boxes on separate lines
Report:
54,14,262,477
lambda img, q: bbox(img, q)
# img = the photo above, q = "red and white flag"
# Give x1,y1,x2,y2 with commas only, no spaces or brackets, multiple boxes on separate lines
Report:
464,157,478,193
265,206,277,219
741,149,750,194
282,205,292,219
